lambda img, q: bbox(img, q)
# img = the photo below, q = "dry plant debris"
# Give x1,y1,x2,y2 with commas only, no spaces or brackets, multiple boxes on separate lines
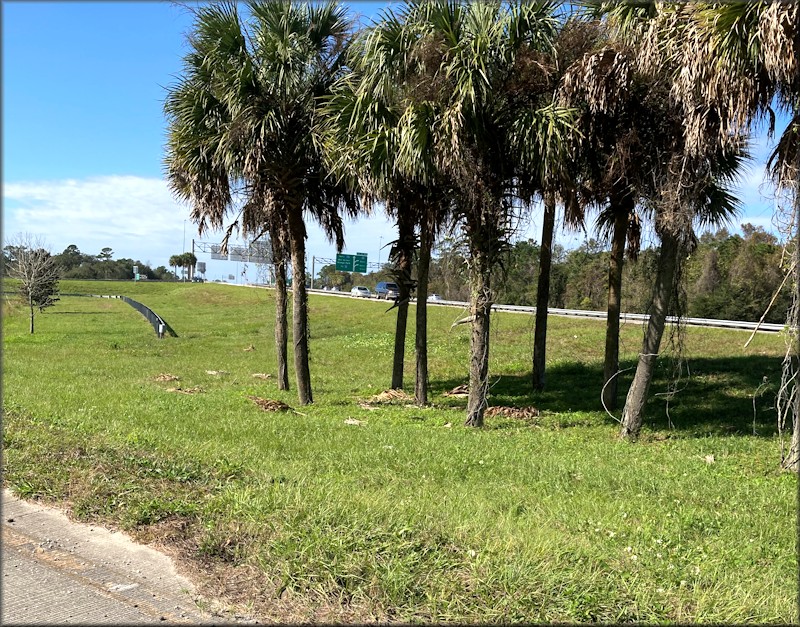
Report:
344,418,365,426
165,386,203,395
367,389,414,404
443,384,469,397
484,406,540,420
248,396,292,412
206,370,229,376
251,373,272,380
357,402,378,411
154,373,180,382
243,344,256,352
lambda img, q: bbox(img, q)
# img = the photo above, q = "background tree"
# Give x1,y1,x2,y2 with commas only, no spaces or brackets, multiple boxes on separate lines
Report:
169,254,184,281
8,234,60,334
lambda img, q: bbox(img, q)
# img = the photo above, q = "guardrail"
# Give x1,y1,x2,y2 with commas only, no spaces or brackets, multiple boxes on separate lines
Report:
298,287,784,334
61,293,177,338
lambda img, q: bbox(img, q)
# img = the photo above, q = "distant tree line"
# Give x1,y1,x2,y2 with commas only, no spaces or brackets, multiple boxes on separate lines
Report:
23,244,179,281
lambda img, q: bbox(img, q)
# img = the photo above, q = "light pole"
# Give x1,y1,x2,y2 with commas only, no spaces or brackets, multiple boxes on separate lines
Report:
182,220,186,282
378,235,383,267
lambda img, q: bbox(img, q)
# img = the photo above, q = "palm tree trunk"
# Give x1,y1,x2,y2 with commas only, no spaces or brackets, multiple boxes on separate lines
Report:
620,230,680,439
274,258,290,391
783,179,800,471
532,191,555,391
287,206,313,405
415,220,433,405
391,210,415,390
465,250,492,427
603,196,633,410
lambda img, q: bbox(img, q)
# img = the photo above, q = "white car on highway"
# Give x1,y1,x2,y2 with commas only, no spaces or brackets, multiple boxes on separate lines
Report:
350,286,371,298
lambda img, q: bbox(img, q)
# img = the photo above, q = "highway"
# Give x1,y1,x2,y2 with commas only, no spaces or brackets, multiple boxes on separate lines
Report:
296,287,785,334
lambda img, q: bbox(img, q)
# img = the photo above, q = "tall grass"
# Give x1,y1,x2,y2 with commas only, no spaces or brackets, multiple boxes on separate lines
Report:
3,280,796,623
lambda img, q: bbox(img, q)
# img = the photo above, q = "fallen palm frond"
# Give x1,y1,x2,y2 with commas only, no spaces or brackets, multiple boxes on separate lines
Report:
154,373,180,382
443,384,469,397
248,396,292,412
251,373,273,380
366,389,415,404
484,406,540,420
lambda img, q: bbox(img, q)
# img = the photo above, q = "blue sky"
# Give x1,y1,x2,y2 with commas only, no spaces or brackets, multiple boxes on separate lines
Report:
2,1,785,282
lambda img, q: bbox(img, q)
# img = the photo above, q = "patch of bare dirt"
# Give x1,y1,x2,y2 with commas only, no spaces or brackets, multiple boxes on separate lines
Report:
165,386,203,395
248,396,292,412
154,373,180,382
484,406,540,420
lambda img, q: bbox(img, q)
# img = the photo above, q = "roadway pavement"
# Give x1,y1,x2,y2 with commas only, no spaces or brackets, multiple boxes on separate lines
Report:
1,489,248,625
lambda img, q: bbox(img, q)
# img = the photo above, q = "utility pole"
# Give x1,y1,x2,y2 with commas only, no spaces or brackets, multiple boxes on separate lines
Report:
182,220,186,282
311,256,315,289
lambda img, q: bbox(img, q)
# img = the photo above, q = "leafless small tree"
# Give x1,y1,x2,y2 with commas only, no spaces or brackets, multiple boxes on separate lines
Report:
6,234,60,334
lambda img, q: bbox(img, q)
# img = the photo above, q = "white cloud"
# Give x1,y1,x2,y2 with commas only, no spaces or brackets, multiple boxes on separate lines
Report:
3,175,190,267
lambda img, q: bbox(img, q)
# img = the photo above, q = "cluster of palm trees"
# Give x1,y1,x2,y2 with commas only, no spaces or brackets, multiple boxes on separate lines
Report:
164,1,798,469
169,252,198,281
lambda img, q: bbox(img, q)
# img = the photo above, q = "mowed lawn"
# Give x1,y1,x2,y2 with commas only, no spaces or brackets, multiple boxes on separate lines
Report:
3,280,796,623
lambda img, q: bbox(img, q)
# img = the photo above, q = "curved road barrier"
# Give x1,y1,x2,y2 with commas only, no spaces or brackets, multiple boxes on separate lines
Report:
61,293,177,338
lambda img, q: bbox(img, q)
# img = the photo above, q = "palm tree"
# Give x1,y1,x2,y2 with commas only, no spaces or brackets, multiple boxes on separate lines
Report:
168,254,183,281
165,1,356,405
528,17,601,393
620,147,745,439
374,0,574,426
319,5,453,402
598,2,800,461
558,36,689,410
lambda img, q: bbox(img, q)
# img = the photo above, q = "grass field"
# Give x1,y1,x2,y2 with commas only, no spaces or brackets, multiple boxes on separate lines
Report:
3,280,797,622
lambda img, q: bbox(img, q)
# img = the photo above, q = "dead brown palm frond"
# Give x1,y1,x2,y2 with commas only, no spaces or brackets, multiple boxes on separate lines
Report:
758,3,798,86
560,46,633,116
484,406,540,420
247,396,292,412
366,389,414,404
443,384,469,397
154,373,180,382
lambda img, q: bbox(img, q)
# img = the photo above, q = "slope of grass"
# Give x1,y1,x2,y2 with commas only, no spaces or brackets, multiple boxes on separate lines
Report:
3,280,796,623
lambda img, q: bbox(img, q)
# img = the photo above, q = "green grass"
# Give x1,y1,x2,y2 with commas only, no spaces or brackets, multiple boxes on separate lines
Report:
3,280,797,623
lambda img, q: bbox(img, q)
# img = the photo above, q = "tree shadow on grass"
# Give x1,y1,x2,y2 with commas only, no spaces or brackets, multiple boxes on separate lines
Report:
428,354,783,437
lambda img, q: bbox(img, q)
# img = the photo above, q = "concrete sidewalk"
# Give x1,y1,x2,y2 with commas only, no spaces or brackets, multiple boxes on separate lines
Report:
1,490,242,625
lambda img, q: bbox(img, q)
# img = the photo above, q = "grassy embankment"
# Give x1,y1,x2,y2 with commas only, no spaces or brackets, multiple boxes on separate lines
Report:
3,280,796,622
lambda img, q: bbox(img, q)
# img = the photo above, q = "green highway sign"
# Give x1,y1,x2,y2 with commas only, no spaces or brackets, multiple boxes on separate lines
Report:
354,253,368,273
336,253,354,271
336,253,368,272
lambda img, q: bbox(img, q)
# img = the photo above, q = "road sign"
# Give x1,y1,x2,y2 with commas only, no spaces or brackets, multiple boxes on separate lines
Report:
354,253,368,273
336,253,354,271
